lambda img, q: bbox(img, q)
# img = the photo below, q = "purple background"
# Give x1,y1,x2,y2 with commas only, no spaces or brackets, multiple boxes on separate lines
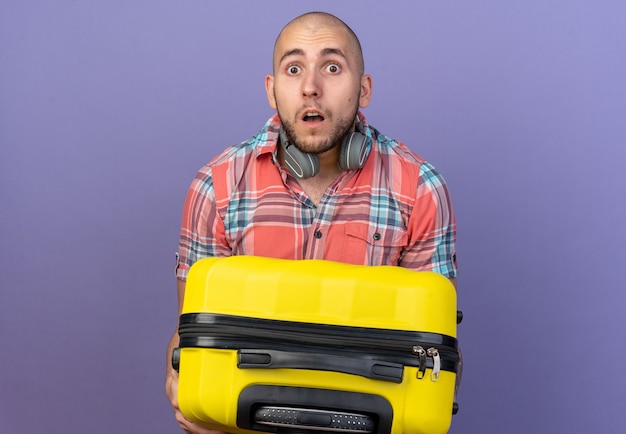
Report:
1,1,625,433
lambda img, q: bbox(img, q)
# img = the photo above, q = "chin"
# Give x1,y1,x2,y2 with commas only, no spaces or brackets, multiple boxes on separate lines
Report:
295,138,336,155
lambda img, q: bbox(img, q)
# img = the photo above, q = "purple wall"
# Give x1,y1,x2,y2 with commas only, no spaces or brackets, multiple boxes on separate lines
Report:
2,1,625,433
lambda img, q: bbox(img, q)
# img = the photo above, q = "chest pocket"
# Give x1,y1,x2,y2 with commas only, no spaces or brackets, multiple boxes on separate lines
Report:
340,223,408,266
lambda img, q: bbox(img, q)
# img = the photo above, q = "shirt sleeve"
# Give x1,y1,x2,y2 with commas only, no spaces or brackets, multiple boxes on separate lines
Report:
176,165,231,281
399,161,458,278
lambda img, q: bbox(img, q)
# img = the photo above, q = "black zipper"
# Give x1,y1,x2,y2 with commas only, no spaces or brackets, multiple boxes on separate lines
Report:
178,313,459,374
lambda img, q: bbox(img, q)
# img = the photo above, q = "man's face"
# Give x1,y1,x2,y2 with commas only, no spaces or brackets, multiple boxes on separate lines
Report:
266,24,372,155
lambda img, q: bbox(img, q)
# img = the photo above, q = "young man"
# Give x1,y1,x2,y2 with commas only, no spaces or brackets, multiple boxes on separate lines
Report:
166,11,458,434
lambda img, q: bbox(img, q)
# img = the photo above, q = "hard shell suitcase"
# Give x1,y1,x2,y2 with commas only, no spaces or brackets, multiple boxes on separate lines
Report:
173,256,461,434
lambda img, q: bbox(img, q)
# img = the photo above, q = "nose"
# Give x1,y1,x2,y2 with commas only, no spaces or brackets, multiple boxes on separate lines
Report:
301,70,321,99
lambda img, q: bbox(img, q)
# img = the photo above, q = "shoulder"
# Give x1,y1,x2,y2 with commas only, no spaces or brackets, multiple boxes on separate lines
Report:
191,115,279,200
366,123,422,176
366,122,450,199
195,115,279,181
373,130,424,164
211,116,278,166
362,116,425,167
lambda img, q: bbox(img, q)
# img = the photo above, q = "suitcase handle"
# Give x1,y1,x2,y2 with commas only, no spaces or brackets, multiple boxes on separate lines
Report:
238,349,404,383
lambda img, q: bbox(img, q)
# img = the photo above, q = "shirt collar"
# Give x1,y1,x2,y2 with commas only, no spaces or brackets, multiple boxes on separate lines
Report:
254,113,281,159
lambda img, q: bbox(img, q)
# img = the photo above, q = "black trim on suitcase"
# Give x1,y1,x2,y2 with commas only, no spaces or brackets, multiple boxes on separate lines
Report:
239,349,404,383
254,406,375,433
177,313,459,377
237,385,393,434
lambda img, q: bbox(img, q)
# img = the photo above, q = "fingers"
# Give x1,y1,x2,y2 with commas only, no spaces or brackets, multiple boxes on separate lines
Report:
175,413,227,434
176,411,229,434
167,367,228,433
166,370,193,432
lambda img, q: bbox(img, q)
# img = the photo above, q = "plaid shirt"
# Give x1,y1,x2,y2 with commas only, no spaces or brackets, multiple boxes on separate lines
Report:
176,113,457,280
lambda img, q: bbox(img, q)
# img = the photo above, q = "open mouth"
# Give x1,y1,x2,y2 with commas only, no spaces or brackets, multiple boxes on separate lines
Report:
302,111,325,122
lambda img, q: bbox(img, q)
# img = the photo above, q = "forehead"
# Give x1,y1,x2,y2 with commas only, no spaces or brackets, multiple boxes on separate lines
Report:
273,23,355,65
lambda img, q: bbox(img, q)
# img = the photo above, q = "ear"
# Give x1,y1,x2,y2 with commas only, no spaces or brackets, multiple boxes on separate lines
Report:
265,74,277,110
358,74,373,108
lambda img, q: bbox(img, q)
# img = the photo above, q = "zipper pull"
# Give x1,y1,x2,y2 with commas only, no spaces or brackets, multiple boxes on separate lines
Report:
427,347,441,382
412,345,427,379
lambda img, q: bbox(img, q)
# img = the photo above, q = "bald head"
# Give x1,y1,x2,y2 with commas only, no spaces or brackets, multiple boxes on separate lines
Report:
273,12,365,76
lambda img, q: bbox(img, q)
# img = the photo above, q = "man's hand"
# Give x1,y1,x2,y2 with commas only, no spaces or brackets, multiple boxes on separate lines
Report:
166,332,227,434
165,279,227,433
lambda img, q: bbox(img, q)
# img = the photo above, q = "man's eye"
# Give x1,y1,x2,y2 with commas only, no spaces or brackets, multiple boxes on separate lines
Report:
287,65,301,75
325,64,341,73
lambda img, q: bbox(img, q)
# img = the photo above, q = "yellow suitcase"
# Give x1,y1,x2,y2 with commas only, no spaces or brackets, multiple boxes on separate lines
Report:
173,256,461,434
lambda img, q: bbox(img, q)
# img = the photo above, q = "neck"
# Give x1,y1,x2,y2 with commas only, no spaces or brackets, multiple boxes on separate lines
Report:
315,145,342,177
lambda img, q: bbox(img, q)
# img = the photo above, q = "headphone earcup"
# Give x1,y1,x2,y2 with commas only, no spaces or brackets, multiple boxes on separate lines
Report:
338,132,372,171
280,126,320,179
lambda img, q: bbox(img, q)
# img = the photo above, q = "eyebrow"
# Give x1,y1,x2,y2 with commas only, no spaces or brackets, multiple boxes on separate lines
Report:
278,47,349,66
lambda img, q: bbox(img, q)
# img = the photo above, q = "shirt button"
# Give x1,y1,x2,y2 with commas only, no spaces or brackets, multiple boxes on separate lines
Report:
314,230,323,239
373,233,381,241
